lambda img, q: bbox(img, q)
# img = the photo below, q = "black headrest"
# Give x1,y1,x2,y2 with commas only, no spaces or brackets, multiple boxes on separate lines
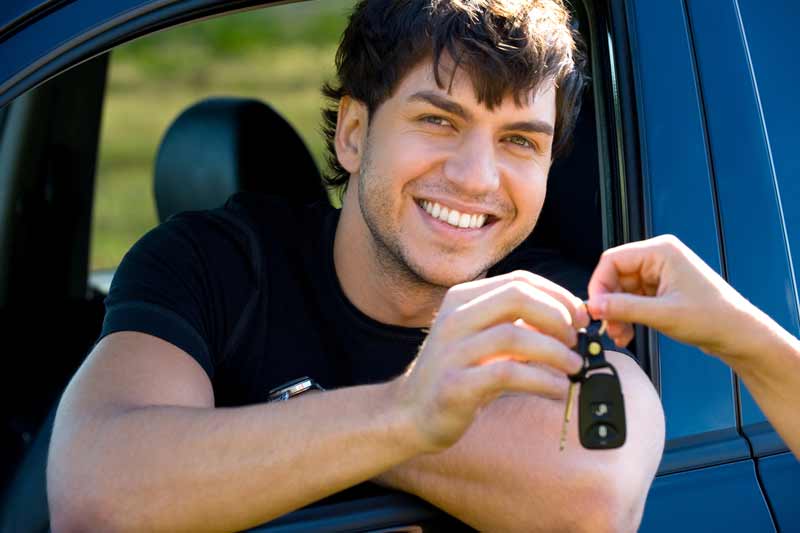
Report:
520,94,602,269
154,97,326,222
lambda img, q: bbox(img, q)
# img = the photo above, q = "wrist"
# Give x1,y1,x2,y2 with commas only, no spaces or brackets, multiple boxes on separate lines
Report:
711,297,786,371
376,378,433,458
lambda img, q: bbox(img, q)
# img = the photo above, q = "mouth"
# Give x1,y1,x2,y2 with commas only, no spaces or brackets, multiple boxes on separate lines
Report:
415,198,498,230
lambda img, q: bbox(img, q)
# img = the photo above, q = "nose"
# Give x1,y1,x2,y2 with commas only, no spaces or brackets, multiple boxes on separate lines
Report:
442,130,500,196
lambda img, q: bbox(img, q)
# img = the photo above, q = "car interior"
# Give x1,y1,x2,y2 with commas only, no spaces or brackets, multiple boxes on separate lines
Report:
0,0,643,530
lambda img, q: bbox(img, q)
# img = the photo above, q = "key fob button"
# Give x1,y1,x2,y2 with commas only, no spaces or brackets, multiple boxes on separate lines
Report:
591,402,610,417
593,423,616,441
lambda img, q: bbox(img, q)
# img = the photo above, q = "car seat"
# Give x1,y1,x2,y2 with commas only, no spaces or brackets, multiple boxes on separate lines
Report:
154,97,327,221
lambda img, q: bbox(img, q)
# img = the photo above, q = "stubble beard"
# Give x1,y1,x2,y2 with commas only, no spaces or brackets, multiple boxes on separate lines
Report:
356,141,522,291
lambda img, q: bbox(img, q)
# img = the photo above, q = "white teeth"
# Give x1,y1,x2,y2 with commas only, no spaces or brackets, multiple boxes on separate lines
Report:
419,200,490,229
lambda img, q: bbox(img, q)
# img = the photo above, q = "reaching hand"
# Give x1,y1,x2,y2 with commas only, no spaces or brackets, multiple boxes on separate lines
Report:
586,234,757,362
392,270,589,453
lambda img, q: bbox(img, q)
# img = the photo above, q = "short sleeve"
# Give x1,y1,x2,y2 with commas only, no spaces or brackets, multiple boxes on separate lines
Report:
99,208,259,378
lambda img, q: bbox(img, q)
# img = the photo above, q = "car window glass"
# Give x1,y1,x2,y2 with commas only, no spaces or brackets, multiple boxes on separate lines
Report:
89,0,354,282
737,0,800,302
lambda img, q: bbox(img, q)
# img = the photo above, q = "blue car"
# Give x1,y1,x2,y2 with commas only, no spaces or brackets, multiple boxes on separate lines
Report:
0,0,797,531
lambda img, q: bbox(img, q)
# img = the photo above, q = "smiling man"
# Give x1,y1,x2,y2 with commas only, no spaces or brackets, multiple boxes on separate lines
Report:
48,1,665,532
334,65,557,324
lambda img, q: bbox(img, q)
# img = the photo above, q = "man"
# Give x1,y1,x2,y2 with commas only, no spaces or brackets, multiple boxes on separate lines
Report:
48,1,665,531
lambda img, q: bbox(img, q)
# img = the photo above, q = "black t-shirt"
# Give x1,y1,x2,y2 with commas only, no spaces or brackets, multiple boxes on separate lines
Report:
101,192,631,405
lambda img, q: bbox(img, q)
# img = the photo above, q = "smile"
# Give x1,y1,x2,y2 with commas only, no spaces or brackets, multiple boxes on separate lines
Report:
417,200,491,229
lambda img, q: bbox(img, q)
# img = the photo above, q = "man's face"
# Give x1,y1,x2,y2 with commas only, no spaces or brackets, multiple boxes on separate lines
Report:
345,59,556,287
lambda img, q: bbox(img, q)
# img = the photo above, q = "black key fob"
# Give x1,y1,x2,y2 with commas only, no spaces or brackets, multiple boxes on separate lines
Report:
578,370,626,449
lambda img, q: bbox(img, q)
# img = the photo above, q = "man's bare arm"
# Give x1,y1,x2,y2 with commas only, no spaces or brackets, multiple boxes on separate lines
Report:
50,273,584,533
48,332,421,533
376,351,665,533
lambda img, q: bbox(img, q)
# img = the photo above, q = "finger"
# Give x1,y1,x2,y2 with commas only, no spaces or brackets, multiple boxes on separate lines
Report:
606,320,635,347
442,282,578,347
455,323,584,375
618,272,644,294
459,360,570,402
588,241,668,302
589,292,674,333
444,270,588,328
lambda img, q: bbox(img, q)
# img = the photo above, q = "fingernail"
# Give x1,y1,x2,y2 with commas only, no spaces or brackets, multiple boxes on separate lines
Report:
591,296,608,318
570,352,583,373
576,303,590,328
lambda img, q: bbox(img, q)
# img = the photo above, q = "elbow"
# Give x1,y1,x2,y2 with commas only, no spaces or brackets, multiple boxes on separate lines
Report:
48,460,132,533
568,477,645,533
572,433,664,531
49,489,123,533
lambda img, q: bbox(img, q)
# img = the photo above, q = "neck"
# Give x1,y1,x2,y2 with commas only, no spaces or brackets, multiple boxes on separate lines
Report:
333,185,445,328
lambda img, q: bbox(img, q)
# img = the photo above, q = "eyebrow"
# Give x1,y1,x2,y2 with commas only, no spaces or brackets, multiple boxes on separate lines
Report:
408,90,554,136
409,91,472,121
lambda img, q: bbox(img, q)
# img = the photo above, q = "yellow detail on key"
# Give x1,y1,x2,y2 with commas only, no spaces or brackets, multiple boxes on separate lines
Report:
589,341,602,356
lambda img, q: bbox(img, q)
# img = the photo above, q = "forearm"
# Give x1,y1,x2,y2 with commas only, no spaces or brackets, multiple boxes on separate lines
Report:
377,395,586,531
48,384,419,533
723,304,800,458
376,353,664,532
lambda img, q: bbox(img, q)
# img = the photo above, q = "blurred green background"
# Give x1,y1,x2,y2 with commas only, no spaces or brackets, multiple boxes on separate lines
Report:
91,0,354,270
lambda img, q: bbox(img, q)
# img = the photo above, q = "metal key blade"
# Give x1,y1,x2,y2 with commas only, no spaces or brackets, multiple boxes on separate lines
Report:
560,381,578,451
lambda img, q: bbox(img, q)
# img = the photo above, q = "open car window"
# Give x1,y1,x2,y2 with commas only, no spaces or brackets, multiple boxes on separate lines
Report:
89,0,354,290
0,1,654,531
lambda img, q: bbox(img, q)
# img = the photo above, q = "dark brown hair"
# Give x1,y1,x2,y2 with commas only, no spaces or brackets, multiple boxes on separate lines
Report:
321,0,587,196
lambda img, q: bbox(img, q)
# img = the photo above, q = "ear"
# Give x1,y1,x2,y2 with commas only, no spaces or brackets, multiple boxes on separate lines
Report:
334,96,368,175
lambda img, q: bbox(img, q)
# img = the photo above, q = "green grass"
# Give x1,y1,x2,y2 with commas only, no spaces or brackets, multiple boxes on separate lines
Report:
91,0,352,270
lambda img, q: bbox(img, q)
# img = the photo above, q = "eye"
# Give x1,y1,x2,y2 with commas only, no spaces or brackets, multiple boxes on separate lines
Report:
505,134,537,151
421,115,453,128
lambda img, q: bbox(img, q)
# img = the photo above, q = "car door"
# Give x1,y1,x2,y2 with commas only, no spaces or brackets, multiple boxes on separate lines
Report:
684,0,800,531
619,0,776,530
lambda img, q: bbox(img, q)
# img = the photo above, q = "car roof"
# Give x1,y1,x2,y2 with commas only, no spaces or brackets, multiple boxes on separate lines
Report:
0,0,284,109
0,0,53,36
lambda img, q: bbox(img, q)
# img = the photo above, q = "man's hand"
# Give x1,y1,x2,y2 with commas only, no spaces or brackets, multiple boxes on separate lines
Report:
586,234,758,363
390,270,589,453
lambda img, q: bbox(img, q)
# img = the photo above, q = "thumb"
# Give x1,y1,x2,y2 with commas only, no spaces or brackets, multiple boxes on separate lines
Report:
591,292,673,331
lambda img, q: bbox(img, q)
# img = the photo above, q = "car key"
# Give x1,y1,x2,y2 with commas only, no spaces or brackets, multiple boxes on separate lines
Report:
560,320,627,450
559,326,596,451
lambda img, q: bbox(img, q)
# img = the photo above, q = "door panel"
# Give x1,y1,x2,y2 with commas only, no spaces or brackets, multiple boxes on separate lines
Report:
626,0,748,472
687,0,800,527
737,0,800,457
640,460,775,532
625,0,772,526
758,453,800,532
686,0,799,458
